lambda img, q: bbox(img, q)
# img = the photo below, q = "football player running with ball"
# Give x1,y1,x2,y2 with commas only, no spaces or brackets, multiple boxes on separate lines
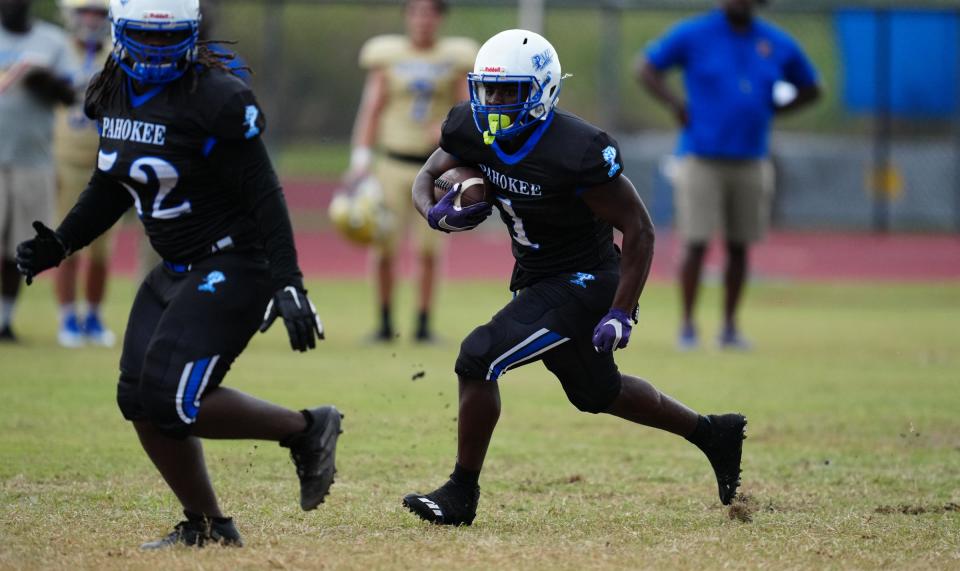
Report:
15,0,341,548
404,30,747,526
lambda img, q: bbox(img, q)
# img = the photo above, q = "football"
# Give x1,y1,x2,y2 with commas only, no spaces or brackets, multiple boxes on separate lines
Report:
434,166,493,207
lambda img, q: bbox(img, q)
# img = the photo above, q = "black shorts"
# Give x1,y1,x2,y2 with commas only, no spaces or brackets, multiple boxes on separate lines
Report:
455,264,622,413
117,252,272,438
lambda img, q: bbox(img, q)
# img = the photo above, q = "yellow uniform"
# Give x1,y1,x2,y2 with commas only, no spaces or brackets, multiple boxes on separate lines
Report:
53,42,112,262
359,34,477,255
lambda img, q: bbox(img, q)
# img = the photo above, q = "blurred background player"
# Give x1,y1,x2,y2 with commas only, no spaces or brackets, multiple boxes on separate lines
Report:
346,0,476,343
0,0,75,342
638,0,820,350
52,0,114,348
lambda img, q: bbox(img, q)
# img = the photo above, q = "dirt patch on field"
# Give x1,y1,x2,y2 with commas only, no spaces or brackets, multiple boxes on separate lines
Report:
874,503,960,515
728,494,757,523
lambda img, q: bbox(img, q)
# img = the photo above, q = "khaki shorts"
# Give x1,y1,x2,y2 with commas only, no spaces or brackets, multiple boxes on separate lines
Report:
673,157,774,244
0,166,55,259
373,154,440,257
56,159,114,263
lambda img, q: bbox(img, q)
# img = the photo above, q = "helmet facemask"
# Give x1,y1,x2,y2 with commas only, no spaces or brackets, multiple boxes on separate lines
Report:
469,72,557,145
112,18,199,84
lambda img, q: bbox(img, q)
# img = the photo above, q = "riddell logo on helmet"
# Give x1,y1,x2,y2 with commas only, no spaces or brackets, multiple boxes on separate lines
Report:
141,11,173,20
482,66,504,73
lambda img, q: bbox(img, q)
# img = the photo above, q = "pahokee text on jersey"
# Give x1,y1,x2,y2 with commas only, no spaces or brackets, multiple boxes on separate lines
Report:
440,102,624,291
84,68,267,264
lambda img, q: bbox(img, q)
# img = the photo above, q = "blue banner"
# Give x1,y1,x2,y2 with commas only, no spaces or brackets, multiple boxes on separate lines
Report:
836,9,959,117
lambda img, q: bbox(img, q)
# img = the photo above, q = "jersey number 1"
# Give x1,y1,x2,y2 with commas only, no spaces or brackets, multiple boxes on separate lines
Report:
121,157,192,220
497,197,539,250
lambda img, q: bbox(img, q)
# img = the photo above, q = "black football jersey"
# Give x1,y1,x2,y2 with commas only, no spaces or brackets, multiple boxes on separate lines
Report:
84,67,268,264
440,102,624,290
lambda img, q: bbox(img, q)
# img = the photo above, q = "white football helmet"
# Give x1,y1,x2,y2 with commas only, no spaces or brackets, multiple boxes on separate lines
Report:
328,176,394,246
109,0,201,84
59,0,110,46
468,29,563,143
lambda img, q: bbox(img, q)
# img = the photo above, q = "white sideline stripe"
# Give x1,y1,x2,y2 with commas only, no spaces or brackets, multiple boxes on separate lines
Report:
174,362,195,424
486,328,549,381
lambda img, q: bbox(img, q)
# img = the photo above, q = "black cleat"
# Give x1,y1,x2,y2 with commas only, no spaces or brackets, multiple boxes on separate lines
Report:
403,479,479,526
281,405,343,510
140,511,243,550
695,413,747,505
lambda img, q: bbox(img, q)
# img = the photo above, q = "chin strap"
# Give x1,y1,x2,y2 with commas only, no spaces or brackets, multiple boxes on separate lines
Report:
483,113,513,145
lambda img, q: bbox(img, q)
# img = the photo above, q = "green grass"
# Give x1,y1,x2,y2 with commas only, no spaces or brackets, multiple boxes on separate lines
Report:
275,142,350,179
2,278,959,569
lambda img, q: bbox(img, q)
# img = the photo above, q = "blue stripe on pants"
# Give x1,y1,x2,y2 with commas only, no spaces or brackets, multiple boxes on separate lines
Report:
182,357,211,421
490,331,563,381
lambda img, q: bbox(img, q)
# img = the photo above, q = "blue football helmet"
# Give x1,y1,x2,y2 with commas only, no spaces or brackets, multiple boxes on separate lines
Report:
109,0,200,84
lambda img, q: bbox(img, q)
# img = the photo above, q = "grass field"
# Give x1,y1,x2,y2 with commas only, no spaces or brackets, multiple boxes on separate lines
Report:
2,278,959,570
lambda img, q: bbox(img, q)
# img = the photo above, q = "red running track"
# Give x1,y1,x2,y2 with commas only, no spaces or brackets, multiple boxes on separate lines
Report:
107,226,960,282
104,178,960,282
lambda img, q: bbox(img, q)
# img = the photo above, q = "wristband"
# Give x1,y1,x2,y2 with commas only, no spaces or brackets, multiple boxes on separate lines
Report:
350,147,373,172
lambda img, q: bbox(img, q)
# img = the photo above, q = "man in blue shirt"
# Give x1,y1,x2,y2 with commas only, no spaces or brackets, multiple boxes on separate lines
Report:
639,0,820,350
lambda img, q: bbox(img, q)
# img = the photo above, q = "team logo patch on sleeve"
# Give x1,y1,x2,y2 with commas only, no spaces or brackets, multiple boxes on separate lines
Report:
602,146,621,178
244,105,261,139
198,271,226,293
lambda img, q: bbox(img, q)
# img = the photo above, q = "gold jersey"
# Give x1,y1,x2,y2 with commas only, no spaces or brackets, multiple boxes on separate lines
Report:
54,42,110,167
360,34,477,158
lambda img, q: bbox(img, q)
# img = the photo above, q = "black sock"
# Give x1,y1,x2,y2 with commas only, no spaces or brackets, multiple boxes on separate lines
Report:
184,510,231,525
416,310,430,338
380,304,393,337
450,463,481,487
685,415,712,448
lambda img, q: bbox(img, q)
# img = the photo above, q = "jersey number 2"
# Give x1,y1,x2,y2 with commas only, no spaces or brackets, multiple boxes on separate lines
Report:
121,157,192,220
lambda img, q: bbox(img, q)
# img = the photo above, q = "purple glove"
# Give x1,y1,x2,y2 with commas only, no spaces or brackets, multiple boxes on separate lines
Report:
427,183,492,233
592,308,633,353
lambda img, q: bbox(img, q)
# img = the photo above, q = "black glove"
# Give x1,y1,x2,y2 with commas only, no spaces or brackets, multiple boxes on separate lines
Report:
16,221,68,285
259,285,324,352
23,68,76,106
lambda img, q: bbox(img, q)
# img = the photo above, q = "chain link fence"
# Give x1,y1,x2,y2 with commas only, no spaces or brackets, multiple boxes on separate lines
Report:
33,0,960,232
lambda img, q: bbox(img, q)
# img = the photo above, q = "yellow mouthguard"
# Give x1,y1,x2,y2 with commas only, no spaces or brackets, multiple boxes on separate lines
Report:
483,114,512,145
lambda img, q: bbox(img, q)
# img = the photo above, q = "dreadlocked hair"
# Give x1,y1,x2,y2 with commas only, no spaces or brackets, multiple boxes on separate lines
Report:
85,40,252,114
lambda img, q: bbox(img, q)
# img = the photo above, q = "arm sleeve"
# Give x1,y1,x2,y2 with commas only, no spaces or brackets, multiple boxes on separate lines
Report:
781,37,818,89
209,137,303,292
56,170,133,254
577,131,624,190
645,22,691,71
